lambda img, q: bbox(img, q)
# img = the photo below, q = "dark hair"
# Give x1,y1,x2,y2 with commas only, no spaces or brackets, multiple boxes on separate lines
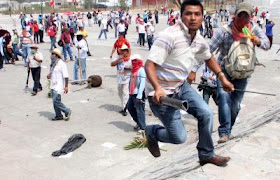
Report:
180,0,204,17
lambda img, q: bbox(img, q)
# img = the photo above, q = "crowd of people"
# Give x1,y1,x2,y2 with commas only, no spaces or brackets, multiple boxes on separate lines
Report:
0,0,275,167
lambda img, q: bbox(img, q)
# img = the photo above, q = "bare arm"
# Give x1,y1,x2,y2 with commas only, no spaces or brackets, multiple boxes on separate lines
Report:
64,78,69,93
34,56,43,63
110,47,116,58
111,57,122,66
205,56,234,92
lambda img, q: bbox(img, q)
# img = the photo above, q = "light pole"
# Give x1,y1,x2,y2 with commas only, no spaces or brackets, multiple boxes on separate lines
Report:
30,0,32,15
40,0,43,15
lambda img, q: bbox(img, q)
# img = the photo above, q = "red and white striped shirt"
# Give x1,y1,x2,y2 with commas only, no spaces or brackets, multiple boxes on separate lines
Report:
146,21,212,95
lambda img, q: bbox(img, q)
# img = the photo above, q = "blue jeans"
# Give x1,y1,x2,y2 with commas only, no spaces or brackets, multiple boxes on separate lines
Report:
62,43,73,61
50,36,56,50
127,95,146,130
114,24,118,38
12,44,23,57
52,90,70,118
217,71,248,137
73,57,86,80
146,81,215,160
21,44,30,67
98,29,107,39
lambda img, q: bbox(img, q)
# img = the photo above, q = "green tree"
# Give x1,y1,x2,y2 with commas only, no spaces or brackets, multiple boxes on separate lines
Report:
120,0,127,9
84,0,93,9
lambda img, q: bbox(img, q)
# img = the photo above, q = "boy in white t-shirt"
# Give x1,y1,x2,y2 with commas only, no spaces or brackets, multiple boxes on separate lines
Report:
111,44,132,116
47,48,71,121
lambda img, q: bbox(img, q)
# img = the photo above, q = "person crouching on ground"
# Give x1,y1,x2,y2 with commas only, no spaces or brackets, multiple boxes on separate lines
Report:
28,45,43,96
47,48,71,121
127,54,146,132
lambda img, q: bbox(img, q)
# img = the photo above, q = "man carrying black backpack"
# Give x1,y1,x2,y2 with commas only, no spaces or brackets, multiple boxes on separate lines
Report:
188,2,270,144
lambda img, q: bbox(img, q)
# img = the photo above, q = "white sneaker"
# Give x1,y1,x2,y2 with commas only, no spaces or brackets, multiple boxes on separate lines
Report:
133,124,140,131
137,129,144,135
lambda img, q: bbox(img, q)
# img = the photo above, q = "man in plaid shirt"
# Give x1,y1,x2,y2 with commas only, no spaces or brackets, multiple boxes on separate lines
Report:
188,2,270,144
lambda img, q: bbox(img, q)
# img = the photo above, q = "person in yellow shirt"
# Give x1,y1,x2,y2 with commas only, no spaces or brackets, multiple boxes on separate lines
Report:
77,24,88,38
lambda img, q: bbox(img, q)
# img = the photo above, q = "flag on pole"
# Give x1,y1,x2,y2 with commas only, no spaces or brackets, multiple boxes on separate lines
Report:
49,0,54,6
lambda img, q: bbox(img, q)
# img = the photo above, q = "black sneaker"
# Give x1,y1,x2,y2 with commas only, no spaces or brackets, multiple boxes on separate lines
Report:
122,111,127,116
119,110,127,116
31,91,37,96
65,109,71,121
51,116,63,121
145,128,161,157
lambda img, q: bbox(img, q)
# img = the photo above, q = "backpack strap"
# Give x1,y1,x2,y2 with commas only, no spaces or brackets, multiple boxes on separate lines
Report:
222,24,232,35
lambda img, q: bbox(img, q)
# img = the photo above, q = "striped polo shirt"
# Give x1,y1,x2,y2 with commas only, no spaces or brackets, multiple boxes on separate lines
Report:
20,32,32,44
146,21,212,95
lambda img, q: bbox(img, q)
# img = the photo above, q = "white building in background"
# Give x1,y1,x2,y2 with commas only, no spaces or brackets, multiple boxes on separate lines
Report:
95,0,132,7
96,0,119,7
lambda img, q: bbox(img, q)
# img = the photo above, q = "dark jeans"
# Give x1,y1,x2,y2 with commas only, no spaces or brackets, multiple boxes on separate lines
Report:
202,86,217,105
31,67,42,92
267,35,273,49
52,90,70,118
147,35,154,50
107,21,113,29
3,47,12,63
155,16,159,24
146,81,215,160
12,44,23,58
127,94,146,130
39,30,44,42
217,70,248,137
34,32,39,44
0,54,3,69
139,33,145,46
70,33,75,44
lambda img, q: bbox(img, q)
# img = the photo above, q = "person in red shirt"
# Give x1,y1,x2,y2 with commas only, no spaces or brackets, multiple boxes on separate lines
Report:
255,6,258,16
32,20,39,44
109,33,130,59
47,21,57,51
61,28,73,61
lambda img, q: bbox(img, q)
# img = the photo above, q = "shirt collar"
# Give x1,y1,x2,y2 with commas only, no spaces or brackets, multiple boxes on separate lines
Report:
178,21,201,42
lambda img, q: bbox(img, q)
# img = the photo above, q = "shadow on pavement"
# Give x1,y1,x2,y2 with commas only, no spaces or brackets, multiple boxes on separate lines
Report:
104,75,117,78
98,104,120,113
38,111,55,120
108,121,135,132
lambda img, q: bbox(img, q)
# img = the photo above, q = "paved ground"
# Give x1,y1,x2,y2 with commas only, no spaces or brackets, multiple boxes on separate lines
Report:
0,5,280,180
